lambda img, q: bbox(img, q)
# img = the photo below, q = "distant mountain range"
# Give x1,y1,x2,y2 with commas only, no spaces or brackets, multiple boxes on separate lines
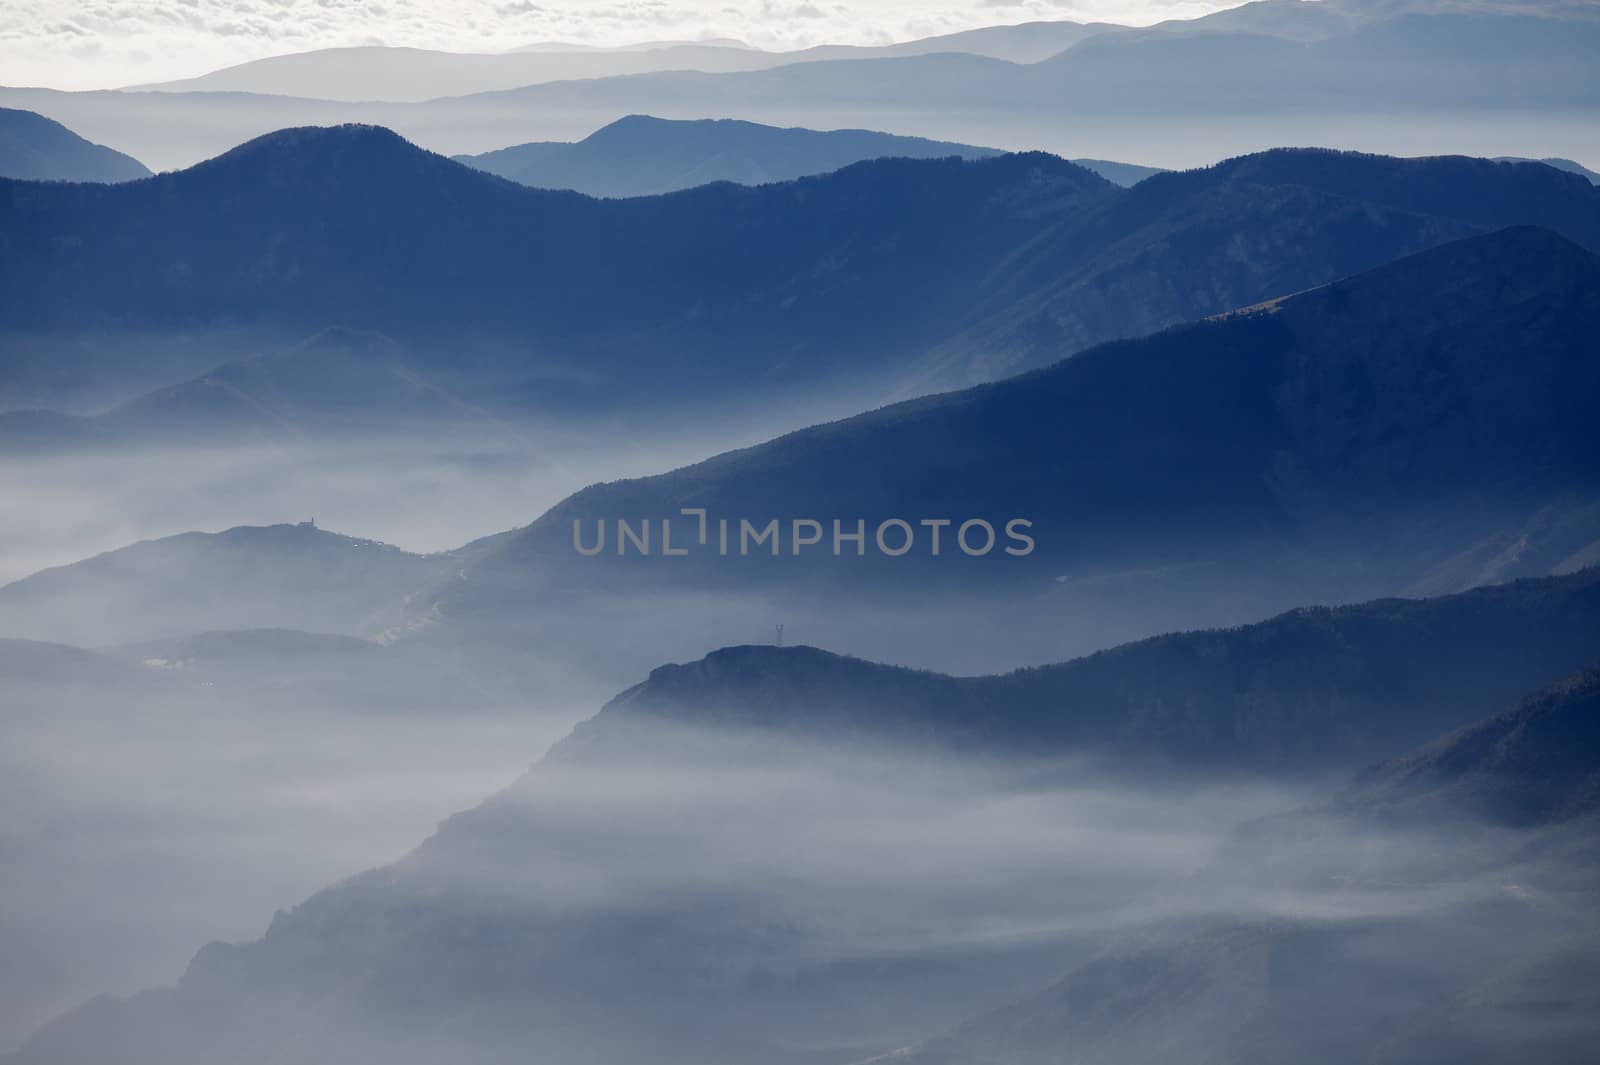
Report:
455,115,1002,196
0,6,1594,171
454,115,1163,197
456,11,1598,118
0,328,523,449
584,571,1600,771
124,20,1118,102
0,107,149,182
2,131,1595,419
1496,156,1600,184
0,522,455,646
131,1,1497,109
3,625,502,713
119,1,1600,112
7,4,1599,1060
0,130,1111,413
4,226,1595,670
11,571,1598,1065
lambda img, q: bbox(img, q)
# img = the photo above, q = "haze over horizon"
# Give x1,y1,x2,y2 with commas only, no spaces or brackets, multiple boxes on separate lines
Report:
2,0,1237,91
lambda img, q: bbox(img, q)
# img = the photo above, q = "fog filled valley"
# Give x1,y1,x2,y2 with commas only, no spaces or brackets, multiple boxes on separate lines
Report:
3,0,1600,1061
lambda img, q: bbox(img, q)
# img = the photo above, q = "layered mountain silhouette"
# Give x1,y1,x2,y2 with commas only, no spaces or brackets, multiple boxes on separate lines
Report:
8,4,1598,1062
128,42,797,102
129,3,1513,111
453,12,1599,117
429,227,1600,646
454,115,1162,197
1064,156,1165,186
3,128,1596,416
0,128,1114,411
1495,156,1600,184
5,3,1592,170
0,108,149,183
585,572,1600,771
0,328,522,449
455,115,1002,196
11,570,1599,1065
7,227,1593,670
0,522,455,646
125,20,1118,103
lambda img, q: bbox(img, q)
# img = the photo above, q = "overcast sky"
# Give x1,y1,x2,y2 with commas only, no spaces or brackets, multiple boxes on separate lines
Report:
3,0,1237,90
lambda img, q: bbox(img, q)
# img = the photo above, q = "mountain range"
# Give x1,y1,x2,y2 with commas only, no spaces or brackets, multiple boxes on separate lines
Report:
0,328,526,450
580,571,1600,771
1,5,1595,172
4,225,1595,672
454,115,1002,196
10,570,1598,1065
1495,156,1600,184
414,226,1600,669
6,1,1599,1059
0,108,149,183
118,0,1600,111
0,522,456,647
453,115,1167,197
2,130,1595,421
123,20,1119,103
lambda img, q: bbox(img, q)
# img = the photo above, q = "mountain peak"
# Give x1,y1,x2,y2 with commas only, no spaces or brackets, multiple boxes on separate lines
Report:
189,123,463,183
214,123,413,156
618,643,922,710
0,521,452,646
577,643,962,747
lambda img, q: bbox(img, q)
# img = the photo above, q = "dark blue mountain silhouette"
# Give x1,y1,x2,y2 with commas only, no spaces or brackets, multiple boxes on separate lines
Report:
435,227,1600,620
454,115,1161,197
454,114,1002,196
2,126,1596,415
0,107,149,183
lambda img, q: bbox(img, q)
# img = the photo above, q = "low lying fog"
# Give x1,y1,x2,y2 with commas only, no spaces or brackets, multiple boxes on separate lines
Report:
0,675,587,1048
3,676,1581,1059
0,426,774,587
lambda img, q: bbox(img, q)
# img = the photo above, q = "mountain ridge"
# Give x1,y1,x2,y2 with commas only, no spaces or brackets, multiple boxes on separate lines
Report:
453,114,1004,196
555,567,1600,771
0,107,149,182
12,568,1600,1065
0,521,457,646
452,115,1166,197
433,226,1600,622
4,131,1596,417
